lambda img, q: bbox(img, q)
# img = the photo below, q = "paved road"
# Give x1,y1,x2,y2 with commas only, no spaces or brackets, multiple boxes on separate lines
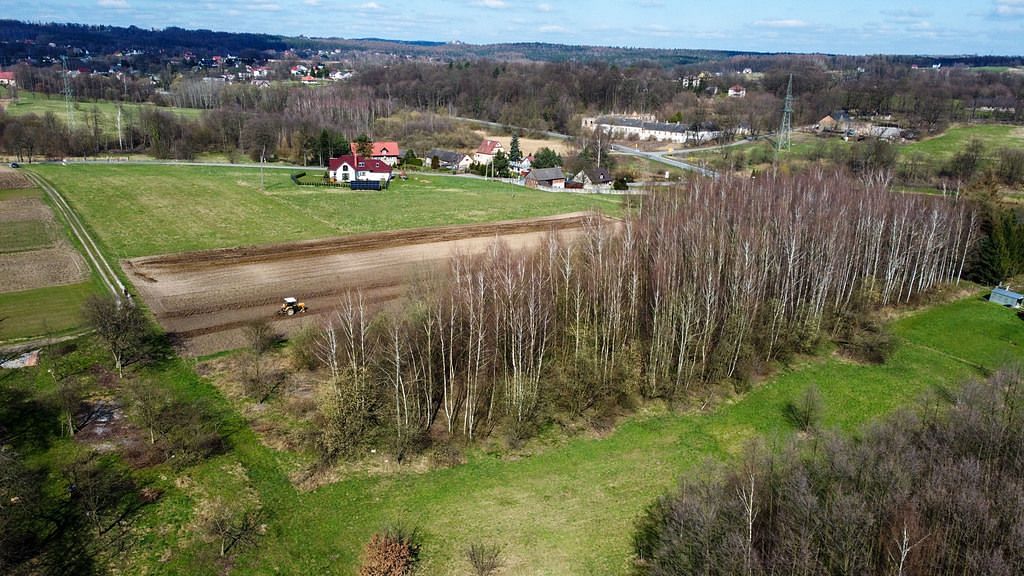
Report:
610,144,719,178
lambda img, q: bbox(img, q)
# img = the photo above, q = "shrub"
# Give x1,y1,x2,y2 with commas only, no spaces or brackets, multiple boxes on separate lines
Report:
785,384,824,432
466,542,503,576
359,527,419,576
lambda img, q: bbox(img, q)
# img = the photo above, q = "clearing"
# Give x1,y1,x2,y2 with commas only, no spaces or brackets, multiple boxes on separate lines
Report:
28,164,622,258
125,213,606,355
898,123,1024,160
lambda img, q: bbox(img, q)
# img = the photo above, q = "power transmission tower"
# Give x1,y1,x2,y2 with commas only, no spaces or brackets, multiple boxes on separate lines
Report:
61,56,75,130
775,74,793,160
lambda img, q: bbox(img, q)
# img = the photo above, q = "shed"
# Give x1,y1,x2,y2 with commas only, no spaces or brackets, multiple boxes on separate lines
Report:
525,167,566,189
989,286,1024,308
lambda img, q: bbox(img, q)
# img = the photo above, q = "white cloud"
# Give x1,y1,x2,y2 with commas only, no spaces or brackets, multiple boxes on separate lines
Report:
97,0,129,8
473,0,508,8
754,19,811,29
539,24,566,33
251,2,282,11
357,1,381,8
993,0,1024,17
303,0,321,5
537,2,553,12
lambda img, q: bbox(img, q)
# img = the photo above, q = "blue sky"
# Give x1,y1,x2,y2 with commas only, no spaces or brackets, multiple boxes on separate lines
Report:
7,0,1024,55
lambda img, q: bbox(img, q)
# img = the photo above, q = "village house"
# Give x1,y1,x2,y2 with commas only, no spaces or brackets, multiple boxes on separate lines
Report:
817,111,854,133
0,71,17,87
511,154,533,177
582,115,728,145
350,141,402,166
728,84,746,98
474,139,503,164
525,167,566,189
328,154,393,183
575,167,613,190
426,149,473,172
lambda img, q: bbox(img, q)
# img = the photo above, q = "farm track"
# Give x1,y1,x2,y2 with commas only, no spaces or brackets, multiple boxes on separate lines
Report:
124,212,609,355
26,171,125,304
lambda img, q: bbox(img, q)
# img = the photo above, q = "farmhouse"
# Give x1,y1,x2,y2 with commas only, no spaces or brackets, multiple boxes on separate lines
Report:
581,114,726,144
350,141,402,166
328,154,393,184
0,71,16,87
989,286,1024,308
474,139,503,164
525,167,566,189
817,111,854,133
426,149,473,172
575,167,612,190
728,84,746,98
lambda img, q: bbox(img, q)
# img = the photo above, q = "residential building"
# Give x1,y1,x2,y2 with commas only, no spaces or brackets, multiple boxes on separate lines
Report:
575,167,613,190
426,149,473,172
0,71,16,87
728,85,746,98
474,139,503,164
328,154,393,183
582,115,726,145
350,141,402,166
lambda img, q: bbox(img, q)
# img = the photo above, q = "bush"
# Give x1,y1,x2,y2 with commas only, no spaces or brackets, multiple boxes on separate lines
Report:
288,325,321,371
359,527,419,576
784,384,824,432
466,542,503,576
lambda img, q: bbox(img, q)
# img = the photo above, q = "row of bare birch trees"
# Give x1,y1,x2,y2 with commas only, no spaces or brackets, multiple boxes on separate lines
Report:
312,171,977,460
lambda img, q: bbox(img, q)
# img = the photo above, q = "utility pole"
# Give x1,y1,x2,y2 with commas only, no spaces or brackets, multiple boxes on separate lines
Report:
260,145,266,191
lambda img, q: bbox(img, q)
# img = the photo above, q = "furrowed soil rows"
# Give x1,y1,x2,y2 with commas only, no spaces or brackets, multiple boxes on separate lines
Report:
124,213,606,355
0,169,34,189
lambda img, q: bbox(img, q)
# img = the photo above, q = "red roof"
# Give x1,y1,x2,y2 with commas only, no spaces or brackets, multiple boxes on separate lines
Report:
729,85,745,91
476,139,502,155
0,72,14,81
328,154,392,174
349,141,400,157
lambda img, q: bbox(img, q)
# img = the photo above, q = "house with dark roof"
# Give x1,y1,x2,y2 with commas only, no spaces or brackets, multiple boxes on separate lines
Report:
350,141,402,166
525,167,566,189
817,111,854,133
426,149,473,172
575,167,613,190
989,286,1024,308
328,154,393,184
473,139,504,165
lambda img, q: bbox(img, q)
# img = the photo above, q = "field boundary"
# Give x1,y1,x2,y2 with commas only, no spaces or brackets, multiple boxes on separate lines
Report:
26,171,125,304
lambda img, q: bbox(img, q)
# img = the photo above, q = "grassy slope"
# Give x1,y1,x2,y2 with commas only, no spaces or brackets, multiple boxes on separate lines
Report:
28,164,622,258
1,91,202,136
128,295,1022,575
899,124,1024,160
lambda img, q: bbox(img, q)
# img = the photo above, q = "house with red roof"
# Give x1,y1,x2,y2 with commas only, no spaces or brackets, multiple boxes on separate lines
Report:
328,154,393,184
728,85,746,98
473,139,503,165
349,141,401,166
0,71,15,87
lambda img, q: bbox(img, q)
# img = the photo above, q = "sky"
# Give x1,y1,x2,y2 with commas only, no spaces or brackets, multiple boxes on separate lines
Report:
6,0,1024,55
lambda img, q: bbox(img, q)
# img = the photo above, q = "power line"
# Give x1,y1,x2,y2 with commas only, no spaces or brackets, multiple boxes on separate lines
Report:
775,74,793,162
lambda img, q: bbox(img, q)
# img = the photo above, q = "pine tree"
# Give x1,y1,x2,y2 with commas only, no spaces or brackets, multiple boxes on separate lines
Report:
508,134,523,163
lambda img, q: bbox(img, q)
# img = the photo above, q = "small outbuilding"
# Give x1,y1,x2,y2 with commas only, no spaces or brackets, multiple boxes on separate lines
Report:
525,167,566,189
989,285,1024,308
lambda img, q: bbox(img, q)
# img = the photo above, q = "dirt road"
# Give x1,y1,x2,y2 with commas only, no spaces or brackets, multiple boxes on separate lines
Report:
124,213,602,355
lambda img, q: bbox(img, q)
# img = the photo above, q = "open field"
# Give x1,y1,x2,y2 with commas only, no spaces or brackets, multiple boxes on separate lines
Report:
120,294,1024,575
0,91,203,135
28,164,622,258
125,213,606,355
898,123,1024,160
471,129,572,156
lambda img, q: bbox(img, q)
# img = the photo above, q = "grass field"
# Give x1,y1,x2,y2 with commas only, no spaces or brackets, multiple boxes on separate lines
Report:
28,164,623,258
899,123,1024,160
109,294,1020,575
0,280,97,342
1,91,203,136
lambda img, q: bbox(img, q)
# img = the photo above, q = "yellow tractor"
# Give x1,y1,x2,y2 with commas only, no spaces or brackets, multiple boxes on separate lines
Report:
277,297,308,316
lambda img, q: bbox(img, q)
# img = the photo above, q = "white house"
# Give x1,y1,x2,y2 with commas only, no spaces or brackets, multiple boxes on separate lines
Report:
728,85,746,98
474,139,503,164
328,154,393,183
350,142,402,166
427,149,473,172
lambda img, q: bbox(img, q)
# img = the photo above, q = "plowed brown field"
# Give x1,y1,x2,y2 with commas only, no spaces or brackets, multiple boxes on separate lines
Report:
124,213,605,355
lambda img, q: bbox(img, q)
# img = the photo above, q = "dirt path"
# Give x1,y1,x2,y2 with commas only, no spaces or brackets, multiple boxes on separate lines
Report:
124,213,606,356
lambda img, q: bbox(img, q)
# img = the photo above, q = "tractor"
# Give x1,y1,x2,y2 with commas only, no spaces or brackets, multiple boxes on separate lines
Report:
277,297,307,316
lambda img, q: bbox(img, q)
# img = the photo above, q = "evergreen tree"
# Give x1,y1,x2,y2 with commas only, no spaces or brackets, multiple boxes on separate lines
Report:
532,147,562,169
355,133,373,157
508,134,523,163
